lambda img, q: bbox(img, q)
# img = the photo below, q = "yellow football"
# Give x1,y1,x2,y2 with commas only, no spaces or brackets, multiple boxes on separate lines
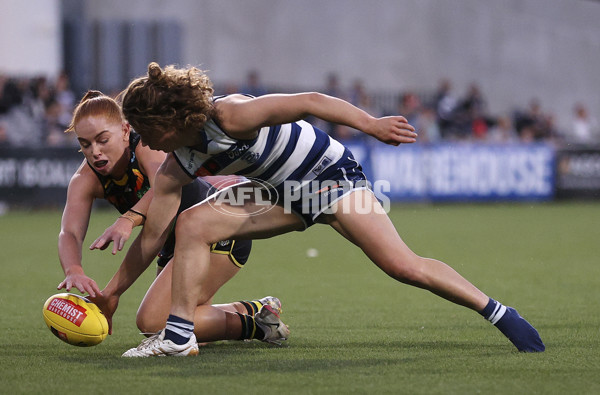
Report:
42,293,108,347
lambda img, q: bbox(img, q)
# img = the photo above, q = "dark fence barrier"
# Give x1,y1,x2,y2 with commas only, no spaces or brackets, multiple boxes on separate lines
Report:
0,147,82,208
555,145,600,199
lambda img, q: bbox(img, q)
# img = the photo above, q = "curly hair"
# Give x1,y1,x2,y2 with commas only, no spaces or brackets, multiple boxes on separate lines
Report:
121,62,215,140
66,90,123,133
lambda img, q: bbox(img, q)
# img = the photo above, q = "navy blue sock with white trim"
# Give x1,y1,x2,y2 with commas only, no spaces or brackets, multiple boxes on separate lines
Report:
480,298,545,352
164,314,194,345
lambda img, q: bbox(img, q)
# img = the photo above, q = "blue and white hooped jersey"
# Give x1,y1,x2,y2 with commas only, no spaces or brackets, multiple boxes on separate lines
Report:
173,118,347,189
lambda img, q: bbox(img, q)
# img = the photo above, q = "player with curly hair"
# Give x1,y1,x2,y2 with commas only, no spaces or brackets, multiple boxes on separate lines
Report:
58,90,288,350
97,62,544,356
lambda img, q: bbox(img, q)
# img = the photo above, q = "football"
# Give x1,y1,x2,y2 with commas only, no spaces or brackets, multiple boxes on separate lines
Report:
42,293,109,347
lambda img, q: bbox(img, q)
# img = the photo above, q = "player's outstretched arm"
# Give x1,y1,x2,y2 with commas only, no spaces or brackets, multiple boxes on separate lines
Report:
92,154,189,332
57,163,102,297
216,92,417,145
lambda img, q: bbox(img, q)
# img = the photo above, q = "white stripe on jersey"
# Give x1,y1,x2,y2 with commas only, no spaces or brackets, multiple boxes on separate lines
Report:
245,123,294,181
204,120,236,154
219,125,270,175
173,118,346,187
262,122,315,186
303,137,345,183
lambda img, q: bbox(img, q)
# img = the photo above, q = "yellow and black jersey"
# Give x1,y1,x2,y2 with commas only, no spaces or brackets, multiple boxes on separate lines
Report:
88,132,150,214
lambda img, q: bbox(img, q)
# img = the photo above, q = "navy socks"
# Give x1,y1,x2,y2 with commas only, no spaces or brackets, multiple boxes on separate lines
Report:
163,301,546,351
480,298,545,352
164,314,194,345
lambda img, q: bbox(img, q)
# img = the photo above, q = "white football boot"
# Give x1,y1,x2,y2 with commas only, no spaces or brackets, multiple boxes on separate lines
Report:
122,329,199,357
254,304,290,345
258,296,283,315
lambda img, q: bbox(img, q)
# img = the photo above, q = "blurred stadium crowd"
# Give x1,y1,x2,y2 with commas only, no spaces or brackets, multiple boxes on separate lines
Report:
1,70,598,149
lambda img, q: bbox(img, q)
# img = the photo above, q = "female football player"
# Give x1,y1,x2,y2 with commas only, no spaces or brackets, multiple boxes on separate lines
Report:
57,90,288,349
102,62,544,357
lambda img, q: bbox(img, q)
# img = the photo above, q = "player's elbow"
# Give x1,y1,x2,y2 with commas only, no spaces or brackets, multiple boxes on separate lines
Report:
58,229,83,249
301,92,326,114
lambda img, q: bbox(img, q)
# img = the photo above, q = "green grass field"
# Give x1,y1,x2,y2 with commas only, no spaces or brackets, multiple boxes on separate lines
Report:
1,202,599,394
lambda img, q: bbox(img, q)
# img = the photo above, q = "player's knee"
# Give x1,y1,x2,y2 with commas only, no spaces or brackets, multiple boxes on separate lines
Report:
386,256,428,286
136,309,162,335
174,209,196,235
135,312,158,334
175,207,212,242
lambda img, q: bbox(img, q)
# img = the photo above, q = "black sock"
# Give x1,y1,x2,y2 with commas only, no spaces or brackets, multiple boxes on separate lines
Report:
236,312,265,340
239,300,263,316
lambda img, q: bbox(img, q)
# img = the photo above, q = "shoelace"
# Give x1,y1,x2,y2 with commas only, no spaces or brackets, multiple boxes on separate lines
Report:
135,331,162,350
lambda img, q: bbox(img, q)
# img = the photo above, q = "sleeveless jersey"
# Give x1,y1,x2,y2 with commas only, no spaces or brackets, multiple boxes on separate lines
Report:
87,132,252,266
89,133,150,214
173,118,346,189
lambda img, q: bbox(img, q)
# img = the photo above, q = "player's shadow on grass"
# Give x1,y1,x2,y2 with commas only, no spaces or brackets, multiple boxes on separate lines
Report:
55,339,510,378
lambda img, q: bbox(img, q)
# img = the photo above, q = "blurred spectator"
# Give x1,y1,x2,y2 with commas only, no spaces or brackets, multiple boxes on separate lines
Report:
433,78,459,139
569,102,599,144
323,72,345,99
240,70,268,97
486,115,519,143
544,113,561,144
470,115,489,140
415,106,441,143
514,98,556,142
45,99,76,147
313,72,347,138
1,76,40,147
0,71,595,148
0,72,80,147
397,91,422,126
54,71,76,130
23,76,51,146
27,77,51,122
46,72,78,147
461,83,490,140
349,79,372,109
461,83,487,117
445,82,490,140
0,119,8,147
341,79,379,141
0,74,23,115
221,82,239,95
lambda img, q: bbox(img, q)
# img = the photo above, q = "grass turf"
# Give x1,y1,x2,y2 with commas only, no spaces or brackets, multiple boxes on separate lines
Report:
0,202,599,394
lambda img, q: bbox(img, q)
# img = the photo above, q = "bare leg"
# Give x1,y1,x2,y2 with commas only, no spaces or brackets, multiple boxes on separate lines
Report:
326,189,489,311
137,254,246,341
169,199,303,322
327,190,544,352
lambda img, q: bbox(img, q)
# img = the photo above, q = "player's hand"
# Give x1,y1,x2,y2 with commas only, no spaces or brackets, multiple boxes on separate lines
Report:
57,272,101,298
88,292,119,335
368,116,417,146
89,217,134,255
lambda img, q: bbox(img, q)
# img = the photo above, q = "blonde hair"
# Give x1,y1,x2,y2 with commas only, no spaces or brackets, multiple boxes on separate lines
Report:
66,90,124,133
121,62,215,138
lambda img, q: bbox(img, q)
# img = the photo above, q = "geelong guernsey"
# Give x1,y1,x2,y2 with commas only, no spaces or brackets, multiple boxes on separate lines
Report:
173,118,346,189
